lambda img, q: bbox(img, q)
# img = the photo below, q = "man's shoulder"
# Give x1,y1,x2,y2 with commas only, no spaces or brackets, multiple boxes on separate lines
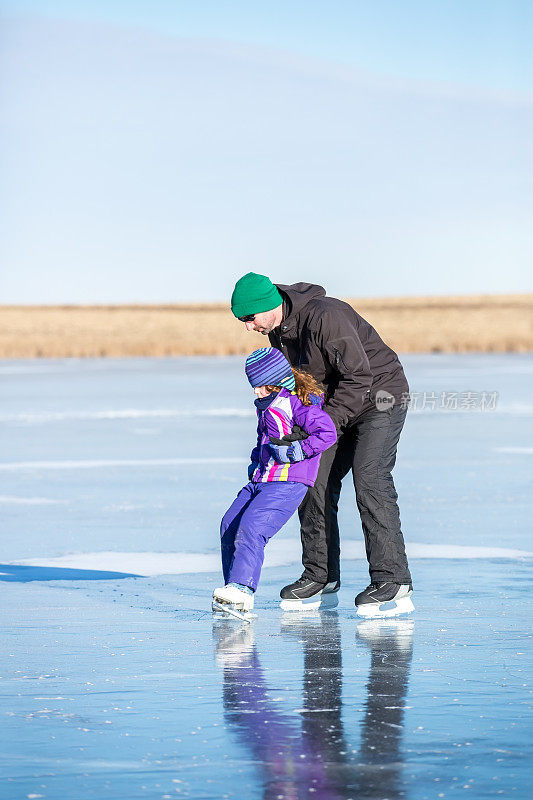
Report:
303,295,357,323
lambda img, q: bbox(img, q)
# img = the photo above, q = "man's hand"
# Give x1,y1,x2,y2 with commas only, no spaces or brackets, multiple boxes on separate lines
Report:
268,424,309,445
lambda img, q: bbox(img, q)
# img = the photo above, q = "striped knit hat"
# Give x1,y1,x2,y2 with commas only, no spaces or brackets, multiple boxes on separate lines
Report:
245,348,295,390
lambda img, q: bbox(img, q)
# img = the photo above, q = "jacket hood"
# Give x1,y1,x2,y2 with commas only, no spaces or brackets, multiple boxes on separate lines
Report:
274,282,326,323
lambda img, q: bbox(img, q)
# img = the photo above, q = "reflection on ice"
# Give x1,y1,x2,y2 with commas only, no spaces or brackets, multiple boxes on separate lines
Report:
355,619,414,797
214,613,414,800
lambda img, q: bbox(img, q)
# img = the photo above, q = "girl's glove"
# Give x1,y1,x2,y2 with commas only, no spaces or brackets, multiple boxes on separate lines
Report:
268,440,305,463
248,461,258,481
287,441,305,462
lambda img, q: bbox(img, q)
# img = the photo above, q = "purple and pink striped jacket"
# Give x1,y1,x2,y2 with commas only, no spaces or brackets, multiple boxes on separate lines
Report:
249,388,337,487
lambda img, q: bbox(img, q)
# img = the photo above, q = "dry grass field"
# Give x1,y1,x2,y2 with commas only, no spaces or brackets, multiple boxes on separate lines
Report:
1,295,532,358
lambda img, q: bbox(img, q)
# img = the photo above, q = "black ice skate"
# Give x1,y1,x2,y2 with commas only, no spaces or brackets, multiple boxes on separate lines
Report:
354,582,414,618
279,576,339,611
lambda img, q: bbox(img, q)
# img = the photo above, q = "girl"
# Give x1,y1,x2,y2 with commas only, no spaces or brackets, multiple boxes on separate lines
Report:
213,347,337,614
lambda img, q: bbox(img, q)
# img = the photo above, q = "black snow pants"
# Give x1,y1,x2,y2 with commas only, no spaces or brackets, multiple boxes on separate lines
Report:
298,403,412,586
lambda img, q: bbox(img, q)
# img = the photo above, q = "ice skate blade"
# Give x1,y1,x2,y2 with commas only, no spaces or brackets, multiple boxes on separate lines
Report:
356,596,414,619
212,600,253,623
280,593,339,612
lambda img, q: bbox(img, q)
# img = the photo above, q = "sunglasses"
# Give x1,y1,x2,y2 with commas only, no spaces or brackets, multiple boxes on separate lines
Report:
238,314,256,322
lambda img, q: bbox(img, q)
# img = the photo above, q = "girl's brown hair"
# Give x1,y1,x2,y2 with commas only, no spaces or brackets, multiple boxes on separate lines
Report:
264,368,324,406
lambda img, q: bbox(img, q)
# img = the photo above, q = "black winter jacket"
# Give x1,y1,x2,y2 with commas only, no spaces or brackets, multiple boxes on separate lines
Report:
268,282,409,432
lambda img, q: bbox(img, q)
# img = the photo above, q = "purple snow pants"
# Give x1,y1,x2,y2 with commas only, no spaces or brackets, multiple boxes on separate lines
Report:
220,481,308,591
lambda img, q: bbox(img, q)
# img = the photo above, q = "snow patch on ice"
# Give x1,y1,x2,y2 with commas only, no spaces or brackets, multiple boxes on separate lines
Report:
493,404,533,415
494,446,533,454
13,541,532,577
0,457,248,471
14,551,220,575
4,404,533,425
0,408,254,424
0,495,68,505
404,543,533,559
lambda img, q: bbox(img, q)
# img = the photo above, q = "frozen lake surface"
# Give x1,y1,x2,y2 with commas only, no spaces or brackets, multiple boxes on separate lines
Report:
1,354,532,799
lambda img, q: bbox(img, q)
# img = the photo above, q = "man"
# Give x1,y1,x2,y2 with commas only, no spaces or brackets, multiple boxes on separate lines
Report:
231,272,413,616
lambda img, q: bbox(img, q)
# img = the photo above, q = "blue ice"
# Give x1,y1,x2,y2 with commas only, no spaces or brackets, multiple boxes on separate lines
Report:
1,354,532,799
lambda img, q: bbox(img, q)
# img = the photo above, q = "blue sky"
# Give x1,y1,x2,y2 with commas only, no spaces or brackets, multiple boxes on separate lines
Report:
1,1,532,303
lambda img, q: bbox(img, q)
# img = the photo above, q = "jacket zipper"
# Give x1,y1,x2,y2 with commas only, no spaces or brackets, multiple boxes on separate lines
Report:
334,348,349,372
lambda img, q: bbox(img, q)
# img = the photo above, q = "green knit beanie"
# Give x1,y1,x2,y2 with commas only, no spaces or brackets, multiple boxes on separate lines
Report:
231,272,283,319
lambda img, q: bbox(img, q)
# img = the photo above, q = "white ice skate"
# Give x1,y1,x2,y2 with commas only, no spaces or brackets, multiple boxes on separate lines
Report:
212,585,254,623
355,582,414,618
